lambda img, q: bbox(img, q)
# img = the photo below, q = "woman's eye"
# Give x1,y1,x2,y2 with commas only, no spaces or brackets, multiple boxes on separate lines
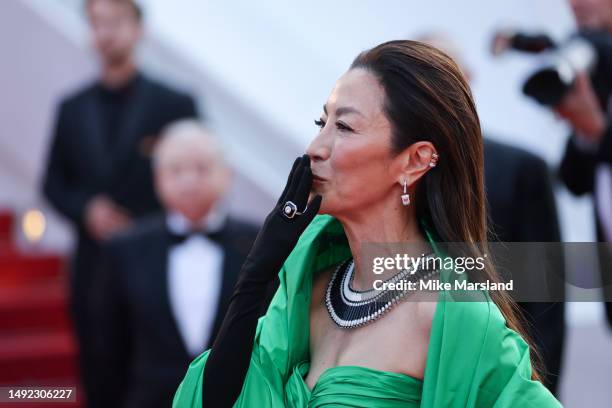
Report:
336,122,353,132
314,119,326,129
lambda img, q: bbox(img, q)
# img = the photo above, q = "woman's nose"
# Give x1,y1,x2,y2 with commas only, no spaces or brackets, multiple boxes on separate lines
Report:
306,132,330,162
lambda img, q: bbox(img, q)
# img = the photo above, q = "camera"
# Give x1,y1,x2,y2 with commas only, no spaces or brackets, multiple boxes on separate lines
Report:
492,30,598,106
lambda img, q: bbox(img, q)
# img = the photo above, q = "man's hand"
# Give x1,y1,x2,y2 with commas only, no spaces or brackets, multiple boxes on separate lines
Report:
491,30,513,56
554,72,607,143
84,195,131,241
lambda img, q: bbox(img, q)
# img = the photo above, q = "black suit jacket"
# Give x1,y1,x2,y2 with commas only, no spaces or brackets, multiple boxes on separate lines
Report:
484,138,562,243
94,214,260,408
484,138,565,394
43,72,198,232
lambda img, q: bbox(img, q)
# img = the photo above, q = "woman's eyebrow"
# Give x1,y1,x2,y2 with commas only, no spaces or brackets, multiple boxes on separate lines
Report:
322,104,364,117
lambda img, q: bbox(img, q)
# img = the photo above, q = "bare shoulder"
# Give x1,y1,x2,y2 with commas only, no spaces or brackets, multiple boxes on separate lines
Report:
390,290,439,342
414,291,439,335
384,291,439,377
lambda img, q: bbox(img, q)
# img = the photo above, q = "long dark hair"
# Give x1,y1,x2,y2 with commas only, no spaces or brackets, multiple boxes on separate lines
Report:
351,40,543,381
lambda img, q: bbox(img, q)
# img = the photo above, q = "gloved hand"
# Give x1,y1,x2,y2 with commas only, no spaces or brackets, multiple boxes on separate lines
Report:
243,153,322,281
202,153,322,408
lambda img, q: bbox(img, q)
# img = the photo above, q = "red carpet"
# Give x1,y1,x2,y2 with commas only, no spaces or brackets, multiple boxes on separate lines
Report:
0,211,82,407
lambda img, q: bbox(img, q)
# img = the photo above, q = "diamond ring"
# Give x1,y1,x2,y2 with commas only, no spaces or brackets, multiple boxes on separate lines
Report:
282,201,303,219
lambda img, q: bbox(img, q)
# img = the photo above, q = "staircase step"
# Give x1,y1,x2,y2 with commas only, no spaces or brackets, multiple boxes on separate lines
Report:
0,253,64,286
0,213,82,405
0,279,71,332
0,330,78,383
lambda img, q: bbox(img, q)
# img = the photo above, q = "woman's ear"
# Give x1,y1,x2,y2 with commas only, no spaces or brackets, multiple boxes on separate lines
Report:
395,141,438,187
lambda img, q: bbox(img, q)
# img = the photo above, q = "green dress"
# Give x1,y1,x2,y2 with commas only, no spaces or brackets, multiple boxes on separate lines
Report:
173,215,562,407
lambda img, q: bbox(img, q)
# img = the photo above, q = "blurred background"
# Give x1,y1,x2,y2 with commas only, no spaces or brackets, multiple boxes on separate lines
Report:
0,0,610,407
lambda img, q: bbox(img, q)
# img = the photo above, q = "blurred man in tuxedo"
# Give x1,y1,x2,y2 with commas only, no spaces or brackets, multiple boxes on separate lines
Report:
94,121,261,408
41,0,198,404
483,140,566,394
557,0,612,330
418,33,566,395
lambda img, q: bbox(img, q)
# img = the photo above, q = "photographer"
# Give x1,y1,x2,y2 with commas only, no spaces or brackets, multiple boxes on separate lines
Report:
558,0,612,330
494,0,612,330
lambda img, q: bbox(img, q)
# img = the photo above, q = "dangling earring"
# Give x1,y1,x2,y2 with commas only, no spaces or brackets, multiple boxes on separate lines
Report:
401,179,410,206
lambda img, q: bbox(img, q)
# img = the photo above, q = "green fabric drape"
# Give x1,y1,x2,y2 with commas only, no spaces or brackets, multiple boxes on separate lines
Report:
173,215,562,407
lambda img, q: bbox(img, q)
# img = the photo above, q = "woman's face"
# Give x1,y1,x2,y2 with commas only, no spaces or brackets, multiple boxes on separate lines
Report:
307,68,399,218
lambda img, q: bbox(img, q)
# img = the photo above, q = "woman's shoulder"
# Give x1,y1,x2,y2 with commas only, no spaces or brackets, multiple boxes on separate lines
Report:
419,292,561,406
420,289,529,353
385,291,440,364
413,291,440,335
400,288,512,339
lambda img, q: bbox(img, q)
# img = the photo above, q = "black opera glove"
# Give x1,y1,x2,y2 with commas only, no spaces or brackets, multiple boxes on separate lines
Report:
202,154,322,408
241,153,322,281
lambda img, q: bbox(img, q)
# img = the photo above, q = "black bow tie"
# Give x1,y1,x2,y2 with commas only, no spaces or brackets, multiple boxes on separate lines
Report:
168,228,224,245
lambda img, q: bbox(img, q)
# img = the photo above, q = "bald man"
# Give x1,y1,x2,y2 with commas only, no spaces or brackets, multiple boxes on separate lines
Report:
93,121,261,408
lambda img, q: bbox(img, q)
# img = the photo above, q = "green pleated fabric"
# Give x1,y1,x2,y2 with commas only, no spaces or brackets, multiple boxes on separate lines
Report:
284,361,423,407
173,215,562,408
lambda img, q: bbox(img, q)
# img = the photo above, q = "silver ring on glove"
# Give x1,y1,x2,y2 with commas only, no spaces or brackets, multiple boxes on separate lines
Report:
282,201,303,219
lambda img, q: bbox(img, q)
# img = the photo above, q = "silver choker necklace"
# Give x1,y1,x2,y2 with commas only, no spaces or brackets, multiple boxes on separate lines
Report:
325,254,439,328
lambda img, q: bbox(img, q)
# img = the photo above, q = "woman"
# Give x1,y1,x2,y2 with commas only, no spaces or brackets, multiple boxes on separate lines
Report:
173,40,562,407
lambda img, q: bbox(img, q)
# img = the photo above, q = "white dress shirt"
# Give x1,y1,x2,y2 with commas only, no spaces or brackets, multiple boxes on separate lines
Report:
166,206,228,357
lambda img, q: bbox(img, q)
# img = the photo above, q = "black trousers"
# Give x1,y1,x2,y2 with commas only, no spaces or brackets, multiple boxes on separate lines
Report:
69,239,104,408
